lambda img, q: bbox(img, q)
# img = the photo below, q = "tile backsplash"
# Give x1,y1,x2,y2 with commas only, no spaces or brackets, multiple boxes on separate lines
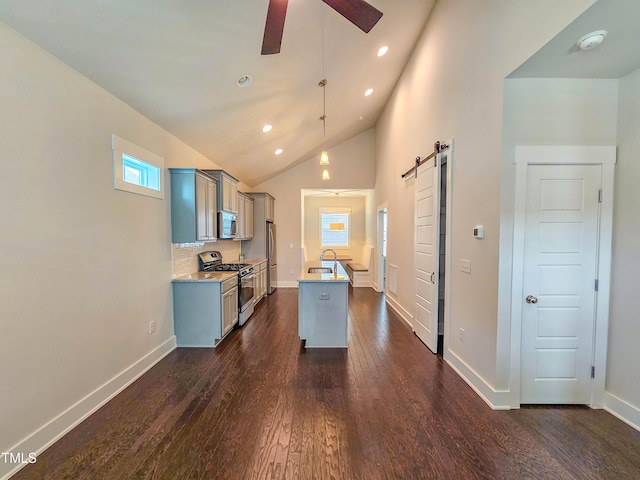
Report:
172,241,242,278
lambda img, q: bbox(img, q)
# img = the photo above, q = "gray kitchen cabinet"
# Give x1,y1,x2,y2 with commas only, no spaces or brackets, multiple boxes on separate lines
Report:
236,192,254,240
265,194,275,222
222,282,239,335
258,260,267,300
236,192,246,239
246,192,276,234
169,168,217,243
172,275,238,347
204,170,238,214
245,195,254,239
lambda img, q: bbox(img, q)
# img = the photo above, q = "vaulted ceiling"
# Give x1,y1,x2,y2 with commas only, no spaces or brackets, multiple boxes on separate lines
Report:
0,0,436,186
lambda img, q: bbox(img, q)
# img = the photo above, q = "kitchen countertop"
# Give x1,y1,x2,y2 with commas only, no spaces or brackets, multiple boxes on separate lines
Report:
172,271,238,283
244,258,267,266
298,260,349,283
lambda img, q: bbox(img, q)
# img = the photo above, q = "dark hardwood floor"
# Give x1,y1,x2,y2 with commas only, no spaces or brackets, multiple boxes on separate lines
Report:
14,288,640,479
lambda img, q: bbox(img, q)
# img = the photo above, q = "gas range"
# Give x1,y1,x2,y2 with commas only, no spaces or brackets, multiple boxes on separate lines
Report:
198,250,256,326
213,263,253,277
198,251,254,277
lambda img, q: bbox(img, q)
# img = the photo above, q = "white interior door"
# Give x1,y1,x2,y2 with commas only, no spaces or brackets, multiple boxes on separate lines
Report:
520,164,600,403
414,156,440,353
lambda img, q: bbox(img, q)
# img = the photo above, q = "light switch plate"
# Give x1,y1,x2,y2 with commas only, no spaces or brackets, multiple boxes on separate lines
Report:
461,259,471,274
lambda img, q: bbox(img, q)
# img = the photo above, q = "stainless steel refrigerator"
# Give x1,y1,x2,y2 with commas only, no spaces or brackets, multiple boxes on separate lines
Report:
267,222,277,294
243,193,277,294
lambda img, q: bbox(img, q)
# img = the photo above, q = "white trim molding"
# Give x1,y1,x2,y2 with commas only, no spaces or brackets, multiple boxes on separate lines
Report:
604,392,640,432
509,146,616,409
1,337,177,480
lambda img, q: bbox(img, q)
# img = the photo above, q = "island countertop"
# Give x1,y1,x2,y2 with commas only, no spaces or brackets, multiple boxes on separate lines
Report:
298,260,349,283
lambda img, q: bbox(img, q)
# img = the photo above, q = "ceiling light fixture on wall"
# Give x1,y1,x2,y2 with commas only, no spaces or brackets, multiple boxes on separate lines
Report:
577,30,607,51
262,124,273,133
377,46,389,57
319,79,329,166
322,168,330,181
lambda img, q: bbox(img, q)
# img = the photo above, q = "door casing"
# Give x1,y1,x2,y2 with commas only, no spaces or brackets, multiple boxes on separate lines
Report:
510,146,616,408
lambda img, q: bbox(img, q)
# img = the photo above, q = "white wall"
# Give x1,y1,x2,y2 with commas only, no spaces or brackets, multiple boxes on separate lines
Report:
0,22,224,476
373,0,596,404
251,129,376,286
607,67,640,420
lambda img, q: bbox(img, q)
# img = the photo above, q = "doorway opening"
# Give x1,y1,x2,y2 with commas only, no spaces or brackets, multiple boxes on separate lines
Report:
377,206,388,293
437,159,447,355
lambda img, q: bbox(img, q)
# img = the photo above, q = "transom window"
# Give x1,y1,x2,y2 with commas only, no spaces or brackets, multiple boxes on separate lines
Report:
112,135,164,199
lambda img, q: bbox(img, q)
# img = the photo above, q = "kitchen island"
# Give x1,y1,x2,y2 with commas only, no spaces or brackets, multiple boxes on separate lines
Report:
297,260,349,348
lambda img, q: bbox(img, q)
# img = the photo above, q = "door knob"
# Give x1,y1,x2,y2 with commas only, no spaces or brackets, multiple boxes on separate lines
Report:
526,295,538,304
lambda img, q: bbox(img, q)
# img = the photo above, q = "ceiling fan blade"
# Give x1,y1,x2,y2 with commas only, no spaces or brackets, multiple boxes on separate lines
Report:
262,0,289,55
322,0,383,33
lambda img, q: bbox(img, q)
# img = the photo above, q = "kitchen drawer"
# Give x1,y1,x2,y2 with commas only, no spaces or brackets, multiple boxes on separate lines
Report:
222,276,237,294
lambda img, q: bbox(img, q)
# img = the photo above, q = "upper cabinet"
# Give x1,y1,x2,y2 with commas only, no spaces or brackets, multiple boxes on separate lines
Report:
249,192,276,223
204,170,238,214
236,192,254,240
245,194,254,238
265,194,275,222
169,169,217,243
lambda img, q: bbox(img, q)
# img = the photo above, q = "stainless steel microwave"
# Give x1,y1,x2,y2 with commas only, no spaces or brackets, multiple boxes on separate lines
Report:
219,212,237,239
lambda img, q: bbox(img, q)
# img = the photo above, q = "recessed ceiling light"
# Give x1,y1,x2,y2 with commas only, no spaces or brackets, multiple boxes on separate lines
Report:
358,115,365,121
262,124,273,133
377,46,389,57
275,148,283,155
236,74,252,87
364,88,374,97
577,30,607,51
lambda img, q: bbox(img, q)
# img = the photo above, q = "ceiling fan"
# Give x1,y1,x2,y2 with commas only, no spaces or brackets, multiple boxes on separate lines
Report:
262,0,383,55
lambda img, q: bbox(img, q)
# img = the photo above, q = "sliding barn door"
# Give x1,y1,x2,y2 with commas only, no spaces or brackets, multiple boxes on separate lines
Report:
414,156,441,353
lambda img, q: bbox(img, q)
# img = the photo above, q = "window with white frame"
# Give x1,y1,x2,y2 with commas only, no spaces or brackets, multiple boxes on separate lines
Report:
112,135,164,199
320,207,350,248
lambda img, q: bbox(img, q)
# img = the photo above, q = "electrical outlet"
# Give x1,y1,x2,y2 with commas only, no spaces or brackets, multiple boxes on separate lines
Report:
149,321,156,334
461,259,471,274
459,328,465,342
290,269,294,275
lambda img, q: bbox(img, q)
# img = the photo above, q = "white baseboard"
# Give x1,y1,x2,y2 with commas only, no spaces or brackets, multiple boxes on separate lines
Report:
444,349,511,410
276,281,298,288
1,336,177,480
603,391,640,432
385,295,413,329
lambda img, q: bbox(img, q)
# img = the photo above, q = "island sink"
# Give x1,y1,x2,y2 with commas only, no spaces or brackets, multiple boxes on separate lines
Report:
307,267,333,274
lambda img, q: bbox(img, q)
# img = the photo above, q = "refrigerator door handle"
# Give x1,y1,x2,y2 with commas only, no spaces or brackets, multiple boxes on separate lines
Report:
269,227,273,260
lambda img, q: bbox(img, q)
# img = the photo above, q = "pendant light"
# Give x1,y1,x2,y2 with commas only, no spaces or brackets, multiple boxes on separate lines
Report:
322,168,330,180
329,192,345,231
319,79,329,166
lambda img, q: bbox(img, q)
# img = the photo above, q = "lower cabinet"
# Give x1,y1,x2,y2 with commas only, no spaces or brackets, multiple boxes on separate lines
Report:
172,276,239,347
222,282,239,336
254,261,268,304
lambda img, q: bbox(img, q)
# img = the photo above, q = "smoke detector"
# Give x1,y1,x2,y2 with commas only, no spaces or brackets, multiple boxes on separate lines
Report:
577,30,607,51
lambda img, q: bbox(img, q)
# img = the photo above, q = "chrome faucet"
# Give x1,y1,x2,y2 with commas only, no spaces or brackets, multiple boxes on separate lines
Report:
320,249,338,273
320,249,337,261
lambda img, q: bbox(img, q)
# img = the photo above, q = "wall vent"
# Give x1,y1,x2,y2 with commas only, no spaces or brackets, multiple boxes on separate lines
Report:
388,264,398,295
